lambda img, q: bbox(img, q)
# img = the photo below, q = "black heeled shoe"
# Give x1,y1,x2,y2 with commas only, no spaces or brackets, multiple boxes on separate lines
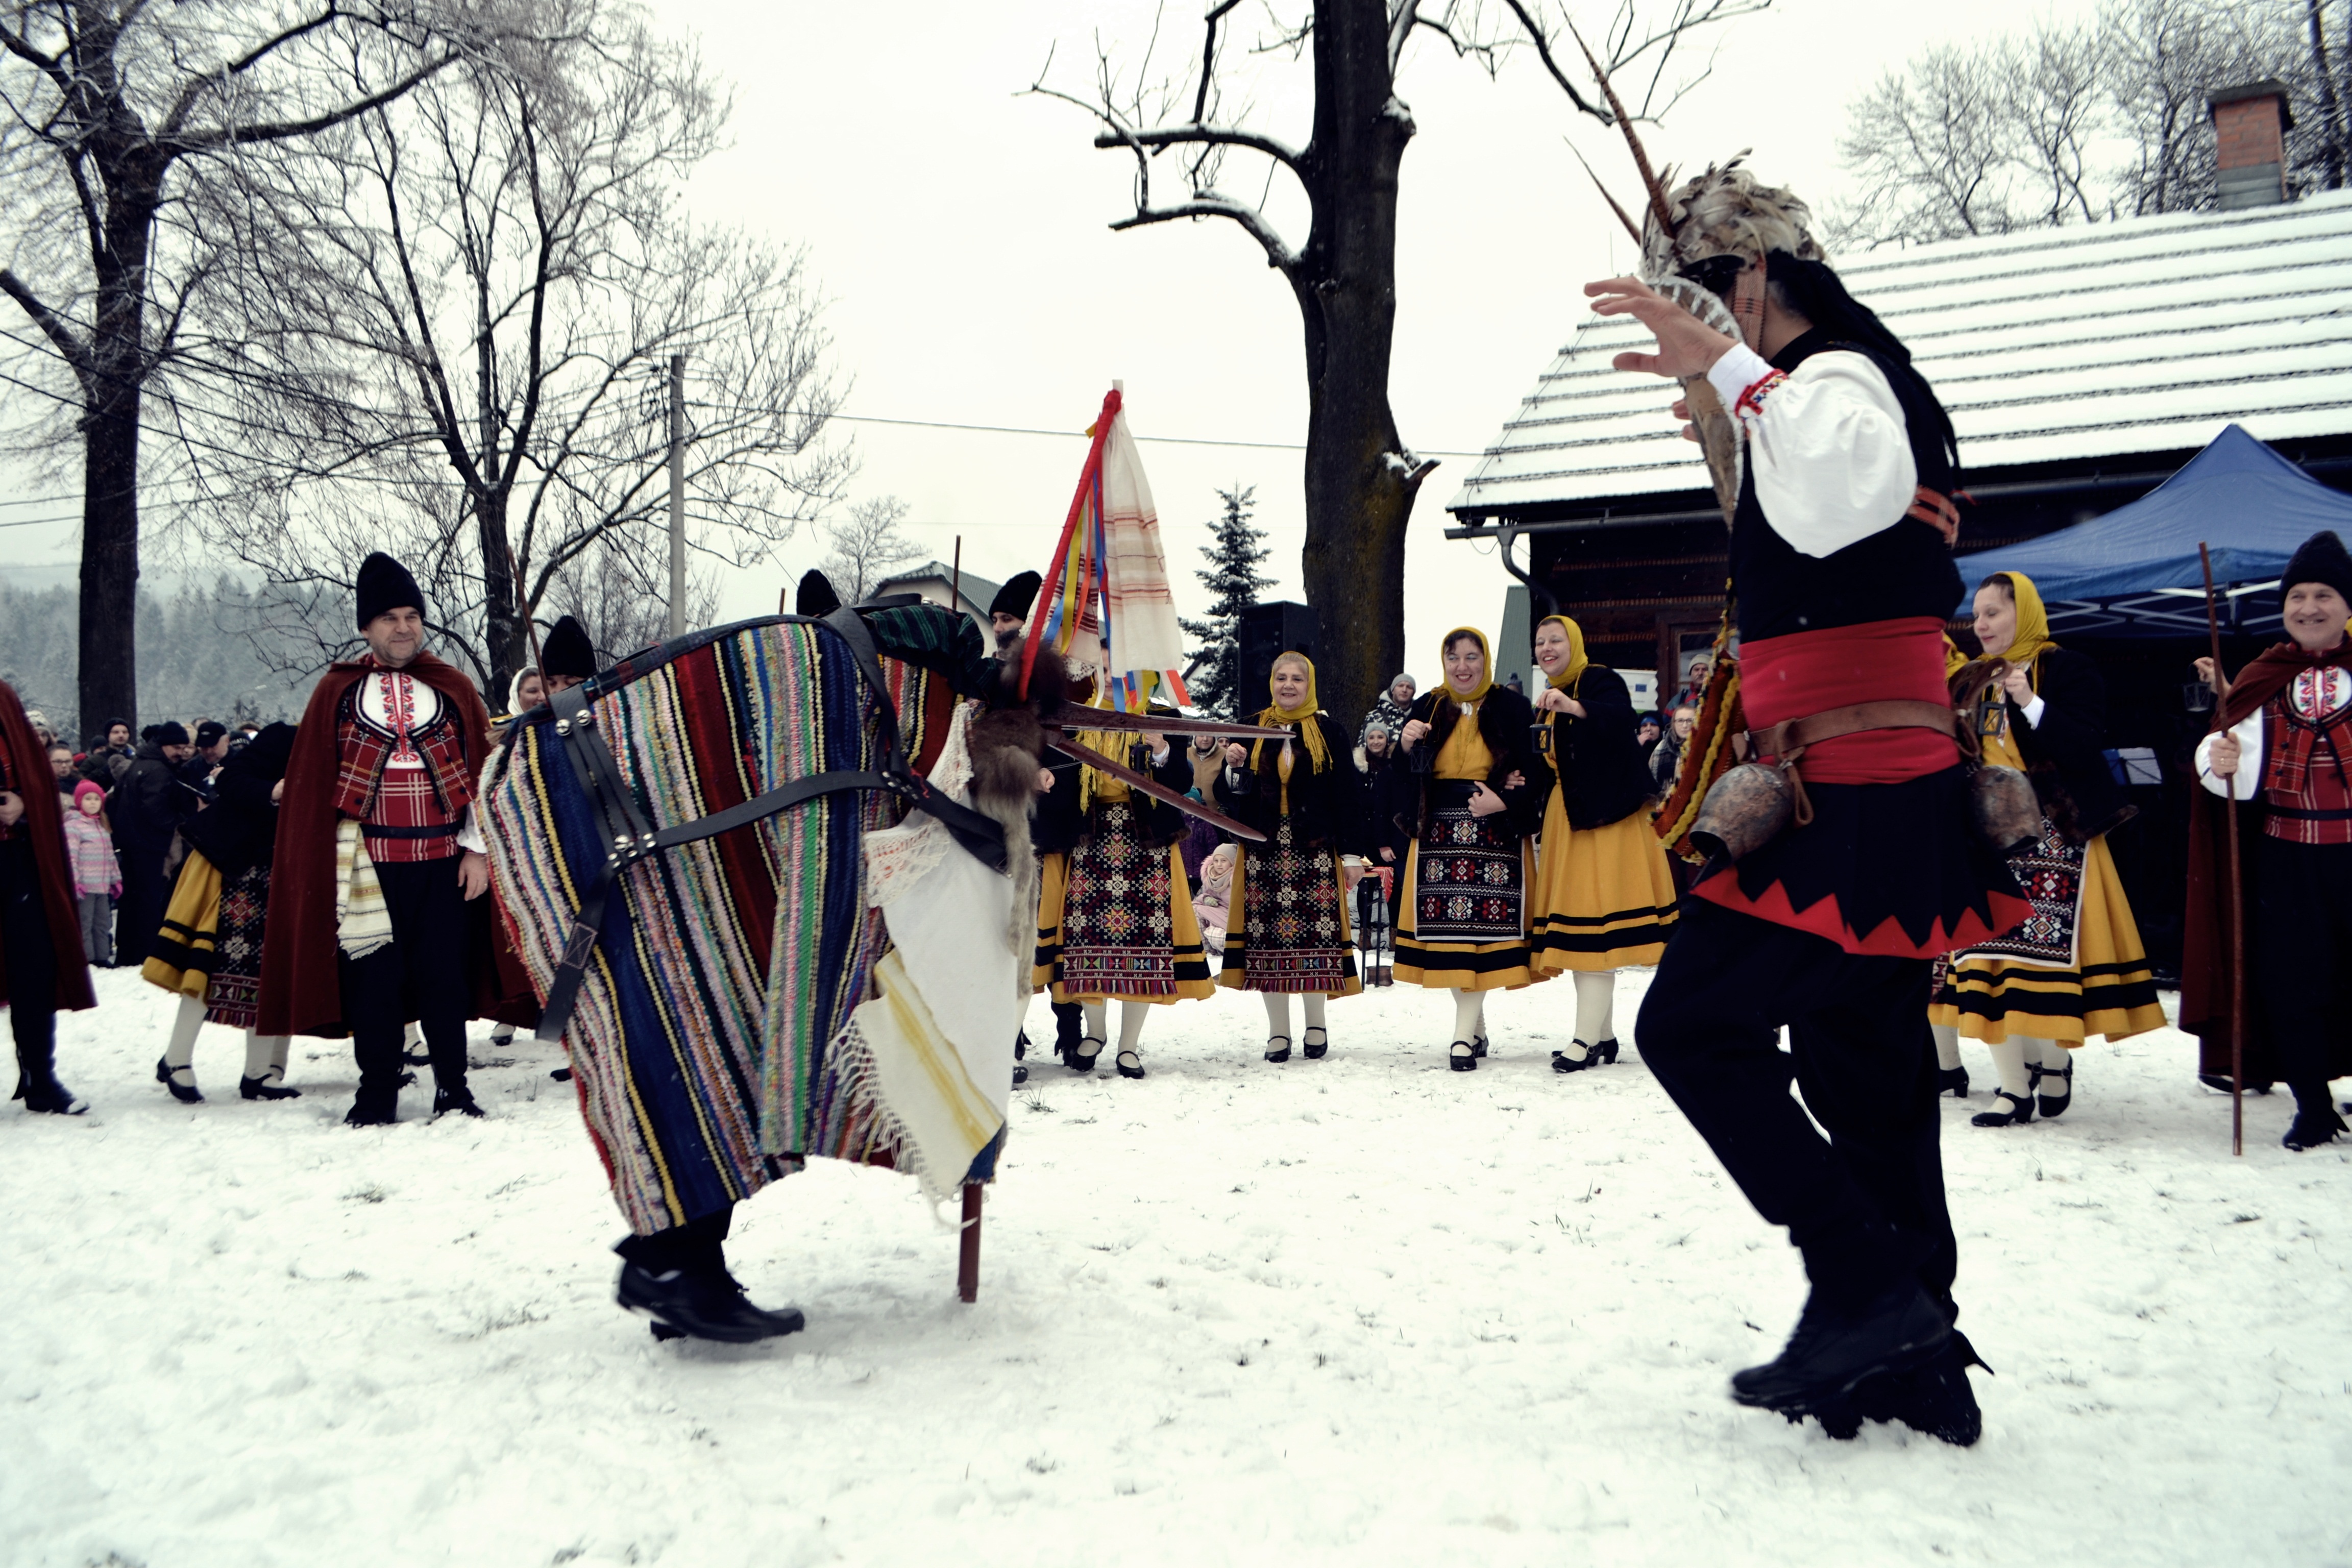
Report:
1471,1033,1489,1059
1068,1035,1105,1074
1969,1087,2036,1128
1936,1064,1969,1098
1591,1037,1620,1065
1301,1027,1328,1060
2036,1057,2074,1118
1449,1041,1477,1072
1264,1036,1292,1064
1115,1048,1145,1081
239,1073,302,1101
156,1056,204,1104
1552,1041,1596,1074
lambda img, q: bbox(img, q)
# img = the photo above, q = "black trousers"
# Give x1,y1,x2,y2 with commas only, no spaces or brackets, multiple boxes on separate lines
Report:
114,844,169,967
2255,835,2352,1113
1,838,57,1066
338,855,471,1104
616,1203,733,1276
1635,898,1956,1303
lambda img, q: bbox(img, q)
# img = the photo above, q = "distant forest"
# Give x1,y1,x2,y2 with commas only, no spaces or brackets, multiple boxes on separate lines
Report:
0,574,335,747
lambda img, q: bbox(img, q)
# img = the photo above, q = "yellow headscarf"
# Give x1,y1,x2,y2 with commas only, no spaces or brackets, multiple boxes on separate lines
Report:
1438,626,1494,705
1537,615,1589,692
1249,652,1331,775
1965,571,2057,688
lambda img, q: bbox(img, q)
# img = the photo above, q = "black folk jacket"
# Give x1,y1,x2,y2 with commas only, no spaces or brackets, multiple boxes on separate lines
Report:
1212,714,1363,853
1401,685,1552,840
2006,646,2132,841
1541,665,1657,831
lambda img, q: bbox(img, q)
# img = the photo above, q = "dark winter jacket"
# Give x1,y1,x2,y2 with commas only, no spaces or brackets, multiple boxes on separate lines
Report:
1034,731,1195,853
1358,750,1415,866
1401,685,1552,840
1212,714,1362,852
2004,646,2132,842
1540,666,1657,830
180,723,296,878
79,744,132,787
110,742,192,854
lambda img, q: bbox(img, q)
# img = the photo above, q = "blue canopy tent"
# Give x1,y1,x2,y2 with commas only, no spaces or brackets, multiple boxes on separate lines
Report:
1952,425,2352,638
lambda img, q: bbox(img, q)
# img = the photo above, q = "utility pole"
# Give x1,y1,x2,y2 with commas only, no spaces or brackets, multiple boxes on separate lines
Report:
668,353,687,639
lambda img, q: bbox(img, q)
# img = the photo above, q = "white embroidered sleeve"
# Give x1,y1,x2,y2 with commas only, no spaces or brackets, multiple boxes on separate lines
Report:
2194,710,2262,800
1705,345,1918,558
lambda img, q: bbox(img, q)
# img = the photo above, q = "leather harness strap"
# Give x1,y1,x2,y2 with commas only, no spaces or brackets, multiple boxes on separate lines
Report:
1746,698,1971,828
532,607,1007,1043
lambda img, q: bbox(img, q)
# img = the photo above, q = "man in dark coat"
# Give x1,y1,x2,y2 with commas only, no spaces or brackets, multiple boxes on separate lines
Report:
259,552,531,1125
2188,529,2352,1150
112,721,197,965
80,720,133,786
2,677,94,1114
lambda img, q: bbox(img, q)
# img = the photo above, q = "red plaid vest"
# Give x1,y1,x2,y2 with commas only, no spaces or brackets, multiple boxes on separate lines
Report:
334,665,475,862
2261,667,2352,846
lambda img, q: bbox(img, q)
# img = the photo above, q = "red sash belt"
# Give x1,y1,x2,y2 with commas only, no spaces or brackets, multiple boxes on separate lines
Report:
1739,617,1957,785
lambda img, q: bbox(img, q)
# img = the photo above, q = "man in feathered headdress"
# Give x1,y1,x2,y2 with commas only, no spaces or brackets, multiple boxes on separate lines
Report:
1590,160,2026,1446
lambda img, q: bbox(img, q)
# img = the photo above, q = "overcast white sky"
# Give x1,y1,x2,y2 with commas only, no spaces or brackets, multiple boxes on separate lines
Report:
1,0,2093,683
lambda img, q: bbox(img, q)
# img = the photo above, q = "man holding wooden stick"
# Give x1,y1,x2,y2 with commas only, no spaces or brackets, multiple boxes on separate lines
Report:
2190,530,2352,1153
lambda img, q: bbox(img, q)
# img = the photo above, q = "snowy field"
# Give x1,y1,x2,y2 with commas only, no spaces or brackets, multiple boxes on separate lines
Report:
4,966,2346,1568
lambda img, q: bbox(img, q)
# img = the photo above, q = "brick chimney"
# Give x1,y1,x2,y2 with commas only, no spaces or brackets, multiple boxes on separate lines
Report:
2209,80,2292,209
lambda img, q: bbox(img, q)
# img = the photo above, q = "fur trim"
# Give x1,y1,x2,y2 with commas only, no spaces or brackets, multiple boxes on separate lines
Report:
965,704,1047,961
1643,157,1824,276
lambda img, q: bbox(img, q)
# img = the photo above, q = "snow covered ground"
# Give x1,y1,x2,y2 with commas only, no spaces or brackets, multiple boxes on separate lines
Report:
5,966,2346,1568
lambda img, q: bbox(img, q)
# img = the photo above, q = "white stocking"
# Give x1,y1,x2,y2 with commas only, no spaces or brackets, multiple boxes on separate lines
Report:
1301,993,1328,1035
1117,1000,1150,1057
1931,1022,1963,1073
1261,992,1293,1042
1082,1001,1107,1048
1451,987,1484,1045
165,993,205,1070
1572,970,1615,1046
1987,1038,2035,1100
242,1030,292,1083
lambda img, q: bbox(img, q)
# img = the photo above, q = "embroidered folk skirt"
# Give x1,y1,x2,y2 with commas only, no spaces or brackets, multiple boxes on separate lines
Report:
1217,817,1361,996
1394,792,1539,992
1529,795,1678,974
1033,801,1216,1004
141,850,271,1030
1929,828,2165,1046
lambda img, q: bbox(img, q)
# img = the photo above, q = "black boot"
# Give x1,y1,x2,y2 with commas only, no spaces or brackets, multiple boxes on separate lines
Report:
617,1262,805,1343
1733,1281,1950,1416
1850,1330,1991,1446
344,1092,398,1126
16,1042,88,1116
433,1086,486,1120
2283,1100,2349,1152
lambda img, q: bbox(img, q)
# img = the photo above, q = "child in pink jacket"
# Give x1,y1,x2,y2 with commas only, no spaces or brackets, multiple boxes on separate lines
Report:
63,780,120,966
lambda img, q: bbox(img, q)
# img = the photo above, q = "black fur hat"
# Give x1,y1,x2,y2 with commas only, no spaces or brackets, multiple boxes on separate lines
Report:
541,615,597,681
2282,530,2352,604
795,570,841,619
990,571,1042,621
355,552,425,630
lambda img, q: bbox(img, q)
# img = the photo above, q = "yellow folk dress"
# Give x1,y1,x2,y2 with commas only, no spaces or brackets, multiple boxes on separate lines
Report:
1528,709,1679,974
1928,709,2166,1046
1393,714,1541,991
1032,767,1216,1005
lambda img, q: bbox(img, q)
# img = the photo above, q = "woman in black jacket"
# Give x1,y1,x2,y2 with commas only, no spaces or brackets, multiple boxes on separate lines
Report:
1357,721,1411,985
1213,653,1363,1062
1393,627,1554,1071
1526,615,1680,1073
143,722,302,1102
1931,572,2166,1127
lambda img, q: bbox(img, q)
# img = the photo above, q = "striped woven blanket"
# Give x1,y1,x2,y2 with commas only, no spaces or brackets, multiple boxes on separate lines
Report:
480,615,971,1236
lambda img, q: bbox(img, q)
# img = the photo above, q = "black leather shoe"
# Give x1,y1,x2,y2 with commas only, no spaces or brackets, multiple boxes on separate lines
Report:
1552,1042,1596,1074
433,1087,486,1120
2036,1057,2075,1118
1011,1063,1028,1086
1731,1281,1952,1416
239,1074,302,1101
1936,1064,1970,1099
1591,1037,1620,1065
1471,1034,1489,1059
344,1097,397,1127
1449,1041,1477,1072
1068,1036,1105,1074
1264,1036,1292,1064
156,1056,204,1104
1301,1028,1328,1060
2283,1106,2349,1152
1116,1048,1145,1080
1970,1088,2036,1128
1855,1330,1990,1446
551,1067,573,1082
617,1263,805,1343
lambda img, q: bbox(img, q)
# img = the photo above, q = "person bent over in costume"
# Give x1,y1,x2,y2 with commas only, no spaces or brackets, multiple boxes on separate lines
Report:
1931,572,2166,1126
1393,627,1553,1071
1527,614,1678,1073
1604,161,2028,1444
1214,652,1364,1062
2191,529,2352,1152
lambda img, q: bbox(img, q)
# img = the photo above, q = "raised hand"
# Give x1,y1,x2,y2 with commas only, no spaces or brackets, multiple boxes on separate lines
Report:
1584,276,1739,380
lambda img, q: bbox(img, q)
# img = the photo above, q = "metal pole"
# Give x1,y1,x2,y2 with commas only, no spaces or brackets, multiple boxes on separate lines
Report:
668,354,687,640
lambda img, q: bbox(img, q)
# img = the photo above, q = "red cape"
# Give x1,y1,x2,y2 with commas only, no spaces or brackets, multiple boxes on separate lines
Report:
2180,638,2352,1081
257,652,533,1038
0,679,94,1012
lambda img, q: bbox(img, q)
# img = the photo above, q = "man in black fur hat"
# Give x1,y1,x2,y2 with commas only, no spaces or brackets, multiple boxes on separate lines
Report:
990,571,1043,653
540,615,597,696
2190,529,2352,1151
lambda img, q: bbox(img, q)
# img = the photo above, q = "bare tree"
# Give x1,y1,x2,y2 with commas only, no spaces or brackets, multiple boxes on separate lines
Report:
1032,0,1762,725
174,1,851,689
0,1,501,736
818,496,920,603
2102,0,2277,215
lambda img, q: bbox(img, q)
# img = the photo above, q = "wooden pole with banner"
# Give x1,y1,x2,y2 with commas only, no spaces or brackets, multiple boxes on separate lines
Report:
2199,542,2245,1157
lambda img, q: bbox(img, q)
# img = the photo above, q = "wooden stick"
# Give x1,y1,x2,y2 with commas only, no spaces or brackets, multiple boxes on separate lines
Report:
1046,734,1268,840
2200,542,2245,1158
950,534,963,624
957,1183,982,1304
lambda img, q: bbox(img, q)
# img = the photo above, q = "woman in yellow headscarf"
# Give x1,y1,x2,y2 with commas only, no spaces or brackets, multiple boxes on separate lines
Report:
1931,570,2167,1127
1212,651,1364,1062
1393,627,1553,1071
1526,614,1680,1072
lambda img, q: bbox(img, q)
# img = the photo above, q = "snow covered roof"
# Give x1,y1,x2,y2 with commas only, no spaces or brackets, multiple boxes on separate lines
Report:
1447,191,2352,520
873,559,1000,620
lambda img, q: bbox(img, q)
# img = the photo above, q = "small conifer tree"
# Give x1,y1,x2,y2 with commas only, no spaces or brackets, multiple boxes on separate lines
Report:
1179,484,1273,719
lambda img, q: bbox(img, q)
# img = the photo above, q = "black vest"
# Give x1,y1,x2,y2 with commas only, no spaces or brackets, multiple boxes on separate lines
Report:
1732,331,1961,644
